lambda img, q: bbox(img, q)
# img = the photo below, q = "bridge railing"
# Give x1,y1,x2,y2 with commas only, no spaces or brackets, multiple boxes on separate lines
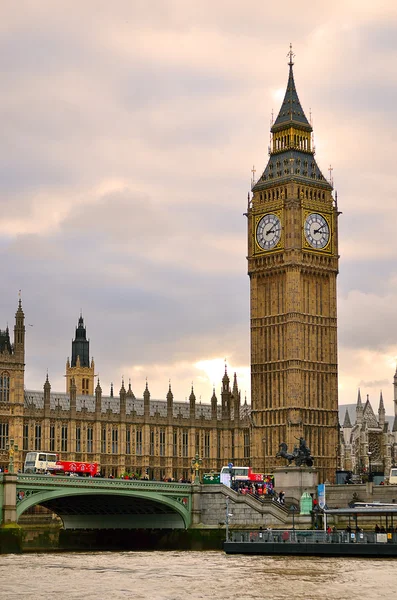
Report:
16,474,192,492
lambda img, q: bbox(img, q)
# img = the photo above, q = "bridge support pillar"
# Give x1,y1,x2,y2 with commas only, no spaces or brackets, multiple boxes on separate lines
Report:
191,483,202,525
0,473,18,526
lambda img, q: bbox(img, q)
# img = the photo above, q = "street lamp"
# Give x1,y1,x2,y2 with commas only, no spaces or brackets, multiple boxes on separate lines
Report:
6,438,18,473
225,496,233,542
367,451,372,482
228,461,234,490
191,453,202,484
290,504,297,541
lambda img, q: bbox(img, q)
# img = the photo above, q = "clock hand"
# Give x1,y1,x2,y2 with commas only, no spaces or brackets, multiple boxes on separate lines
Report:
314,226,325,234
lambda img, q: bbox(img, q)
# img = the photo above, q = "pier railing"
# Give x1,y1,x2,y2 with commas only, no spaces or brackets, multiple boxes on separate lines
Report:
230,529,397,545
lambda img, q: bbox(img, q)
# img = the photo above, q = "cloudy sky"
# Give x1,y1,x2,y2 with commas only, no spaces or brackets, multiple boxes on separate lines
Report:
1,1,397,414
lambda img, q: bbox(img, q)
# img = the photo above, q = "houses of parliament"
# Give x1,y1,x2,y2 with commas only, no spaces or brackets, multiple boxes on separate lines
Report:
2,54,396,482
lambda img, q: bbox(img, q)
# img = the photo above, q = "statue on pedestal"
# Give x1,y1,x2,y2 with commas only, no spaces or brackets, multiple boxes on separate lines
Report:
276,437,314,468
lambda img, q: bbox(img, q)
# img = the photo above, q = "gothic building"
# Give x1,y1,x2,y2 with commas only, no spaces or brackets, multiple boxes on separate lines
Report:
247,50,339,481
339,382,397,479
0,301,250,478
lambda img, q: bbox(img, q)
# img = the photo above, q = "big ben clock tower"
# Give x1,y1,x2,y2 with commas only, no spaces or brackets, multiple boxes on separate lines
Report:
247,49,339,482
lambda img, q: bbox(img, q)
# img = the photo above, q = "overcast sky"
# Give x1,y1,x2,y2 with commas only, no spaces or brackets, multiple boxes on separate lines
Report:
1,1,397,415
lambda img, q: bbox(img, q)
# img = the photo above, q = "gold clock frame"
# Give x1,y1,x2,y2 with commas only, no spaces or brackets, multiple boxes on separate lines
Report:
254,210,283,254
302,210,332,253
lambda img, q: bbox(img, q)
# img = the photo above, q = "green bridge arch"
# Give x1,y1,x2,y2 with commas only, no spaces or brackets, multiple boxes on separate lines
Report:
16,475,192,530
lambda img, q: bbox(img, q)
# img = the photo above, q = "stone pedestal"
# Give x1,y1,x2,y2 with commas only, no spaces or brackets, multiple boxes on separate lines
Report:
274,467,318,504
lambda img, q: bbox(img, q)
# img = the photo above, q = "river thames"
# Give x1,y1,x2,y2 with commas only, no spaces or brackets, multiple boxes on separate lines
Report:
0,551,396,599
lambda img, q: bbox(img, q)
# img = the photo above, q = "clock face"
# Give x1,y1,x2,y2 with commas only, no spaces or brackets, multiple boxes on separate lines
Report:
304,213,330,249
256,213,282,250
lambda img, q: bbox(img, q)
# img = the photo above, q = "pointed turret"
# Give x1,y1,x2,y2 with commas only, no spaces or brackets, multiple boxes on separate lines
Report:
221,364,231,420
0,326,12,354
252,47,332,194
126,379,135,400
143,379,150,418
356,389,363,424
378,390,385,428
232,372,241,423
272,48,311,130
167,381,173,418
71,315,90,367
222,364,230,392
44,372,51,415
95,378,102,414
66,314,94,395
14,297,25,362
120,378,126,420
189,384,196,419
211,386,217,419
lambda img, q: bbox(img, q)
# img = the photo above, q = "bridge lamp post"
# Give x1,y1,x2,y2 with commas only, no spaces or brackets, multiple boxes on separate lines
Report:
6,438,18,474
228,462,234,490
290,504,297,541
191,453,202,484
225,496,233,542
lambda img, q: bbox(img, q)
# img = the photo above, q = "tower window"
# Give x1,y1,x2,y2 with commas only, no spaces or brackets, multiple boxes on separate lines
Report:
112,428,118,454
173,430,178,456
125,428,131,455
87,427,93,453
160,429,166,456
150,429,155,455
0,422,8,450
76,426,81,452
61,425,68,452
182,430,189,457
136,428,142,455
0,373,10,403
50,425,55,452
34,424,41,451
204,431,210,458
23,423,29,451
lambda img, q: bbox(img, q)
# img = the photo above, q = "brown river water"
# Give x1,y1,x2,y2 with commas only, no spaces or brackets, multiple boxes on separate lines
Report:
0,551,396,600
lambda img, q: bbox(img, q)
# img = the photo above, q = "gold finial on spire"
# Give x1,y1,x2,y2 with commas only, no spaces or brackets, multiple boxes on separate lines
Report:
287,43,295,66
251,165,256,185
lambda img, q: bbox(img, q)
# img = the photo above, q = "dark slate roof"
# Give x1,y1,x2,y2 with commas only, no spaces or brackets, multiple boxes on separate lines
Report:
24,390,251,422
343,409,352,428
272,64,311,131
253,149,331,192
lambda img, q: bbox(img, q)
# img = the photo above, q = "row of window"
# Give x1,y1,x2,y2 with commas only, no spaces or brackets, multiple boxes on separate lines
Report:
19,424,250,458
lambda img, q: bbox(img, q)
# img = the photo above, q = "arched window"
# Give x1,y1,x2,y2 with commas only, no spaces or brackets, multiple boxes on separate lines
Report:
0,373,10,402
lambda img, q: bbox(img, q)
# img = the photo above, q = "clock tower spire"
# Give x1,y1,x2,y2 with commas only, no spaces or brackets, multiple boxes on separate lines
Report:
247,50,339,482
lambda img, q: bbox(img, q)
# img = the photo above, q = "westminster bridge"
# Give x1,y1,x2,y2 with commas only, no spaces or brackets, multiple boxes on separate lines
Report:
0,472,291,531
1,473,396,533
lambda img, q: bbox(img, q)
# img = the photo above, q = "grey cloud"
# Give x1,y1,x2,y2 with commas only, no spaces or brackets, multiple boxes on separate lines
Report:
358,379,390,389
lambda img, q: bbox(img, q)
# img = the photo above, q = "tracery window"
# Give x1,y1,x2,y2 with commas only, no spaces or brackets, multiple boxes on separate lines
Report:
0,373,10,402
